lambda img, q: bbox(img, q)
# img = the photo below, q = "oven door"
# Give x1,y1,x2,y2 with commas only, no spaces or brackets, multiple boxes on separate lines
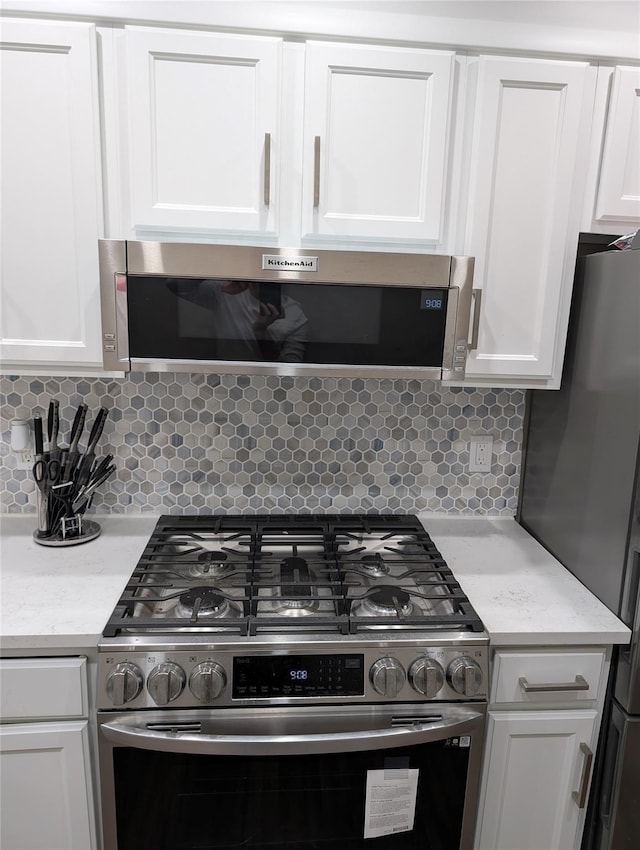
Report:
98,702,486,850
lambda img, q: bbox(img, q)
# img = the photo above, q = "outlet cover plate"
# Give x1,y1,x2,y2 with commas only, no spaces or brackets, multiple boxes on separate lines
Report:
469,436,493,472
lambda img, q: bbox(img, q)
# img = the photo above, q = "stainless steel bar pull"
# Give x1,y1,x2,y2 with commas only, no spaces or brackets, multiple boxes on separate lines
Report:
572,742,594,808
102,710,482,756
313,136,321,207
263,133,271,206
470,289,482,350
518,675,589,693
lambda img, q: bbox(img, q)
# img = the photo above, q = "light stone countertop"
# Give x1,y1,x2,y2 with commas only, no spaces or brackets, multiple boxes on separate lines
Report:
0,513,630,654
416,514,631,647
0,515,158,652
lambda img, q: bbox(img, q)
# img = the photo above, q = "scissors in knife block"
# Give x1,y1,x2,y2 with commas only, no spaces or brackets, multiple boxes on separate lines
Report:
32,458,63,494
33,457,63,536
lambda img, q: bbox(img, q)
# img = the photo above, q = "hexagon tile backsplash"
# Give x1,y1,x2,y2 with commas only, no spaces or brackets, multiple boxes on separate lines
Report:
1,373,524,516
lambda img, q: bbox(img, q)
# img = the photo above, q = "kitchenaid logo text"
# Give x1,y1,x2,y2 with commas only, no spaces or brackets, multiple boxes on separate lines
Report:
262,255,318,272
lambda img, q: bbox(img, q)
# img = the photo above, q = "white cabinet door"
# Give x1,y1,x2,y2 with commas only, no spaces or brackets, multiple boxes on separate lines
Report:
123,27,280,237
462,56,592,386
0,721,97,850
301,41,454,245
0,19,103,369
595,66,640,224
475,709,597,850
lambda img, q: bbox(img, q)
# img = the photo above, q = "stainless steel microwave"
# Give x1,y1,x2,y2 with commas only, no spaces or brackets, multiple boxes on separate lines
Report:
99,240,479,380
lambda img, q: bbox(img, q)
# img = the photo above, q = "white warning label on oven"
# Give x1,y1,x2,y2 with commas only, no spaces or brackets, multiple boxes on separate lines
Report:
363,768,419,839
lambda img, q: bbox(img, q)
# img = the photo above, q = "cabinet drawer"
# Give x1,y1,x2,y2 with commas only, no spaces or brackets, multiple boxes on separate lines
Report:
0,658,88,721
491,649,607,705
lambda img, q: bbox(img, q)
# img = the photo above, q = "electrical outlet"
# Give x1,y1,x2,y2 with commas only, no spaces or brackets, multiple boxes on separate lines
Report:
16,450,35,471
469,436,493,473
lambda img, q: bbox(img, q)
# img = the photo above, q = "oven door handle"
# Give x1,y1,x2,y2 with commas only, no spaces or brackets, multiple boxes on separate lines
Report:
101,711,483,756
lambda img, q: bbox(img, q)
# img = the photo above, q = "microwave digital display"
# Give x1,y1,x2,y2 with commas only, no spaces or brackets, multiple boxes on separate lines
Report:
421,290,447,310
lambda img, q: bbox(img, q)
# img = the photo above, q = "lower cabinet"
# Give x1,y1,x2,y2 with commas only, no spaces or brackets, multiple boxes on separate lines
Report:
475,709,597,850
0,657,97,850
474,648,608,850
0,721,96,850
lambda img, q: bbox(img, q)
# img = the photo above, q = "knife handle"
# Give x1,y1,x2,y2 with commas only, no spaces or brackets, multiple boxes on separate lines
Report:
73,464,115,514
69,404,88,453
47,400,59,451
33,416,44,457
85,407,109,455
90,453,114,484
74,453,94,490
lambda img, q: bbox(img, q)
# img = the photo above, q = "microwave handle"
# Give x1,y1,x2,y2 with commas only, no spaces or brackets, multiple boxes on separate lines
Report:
101,711,482,756
469,288,482,351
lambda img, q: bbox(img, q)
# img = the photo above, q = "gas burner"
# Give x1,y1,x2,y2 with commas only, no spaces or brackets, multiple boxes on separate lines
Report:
271,597,320,616
188,550,233,578
175,586,234,620
352,585,414,618
356,553,390,577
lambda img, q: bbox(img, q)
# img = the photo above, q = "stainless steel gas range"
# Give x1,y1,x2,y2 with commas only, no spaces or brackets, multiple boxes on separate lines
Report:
97,514,488,850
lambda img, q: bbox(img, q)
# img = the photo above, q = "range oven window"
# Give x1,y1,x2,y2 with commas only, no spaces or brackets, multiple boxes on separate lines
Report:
112,740,469,850
126,275,449,366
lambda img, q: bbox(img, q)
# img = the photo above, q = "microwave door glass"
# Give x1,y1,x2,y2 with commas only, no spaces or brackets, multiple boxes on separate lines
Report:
126,276,449,367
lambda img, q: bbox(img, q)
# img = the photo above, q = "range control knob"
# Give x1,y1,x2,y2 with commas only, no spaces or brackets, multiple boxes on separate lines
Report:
189,662,227,703
447,656,483,697
106,662,143,706
409,657,445,698
147,662,186,705
370,657,406,698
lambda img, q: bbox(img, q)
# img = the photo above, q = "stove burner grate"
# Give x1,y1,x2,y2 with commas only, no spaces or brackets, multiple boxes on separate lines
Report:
102,514,485,638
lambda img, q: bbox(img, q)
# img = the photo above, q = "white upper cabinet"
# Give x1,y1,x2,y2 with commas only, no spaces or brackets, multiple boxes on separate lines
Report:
0,19,103,370
1,7,636,381
118,31,455,248
122,28,281,237
461,56,593,387
594,66,640,224
300,42,454,246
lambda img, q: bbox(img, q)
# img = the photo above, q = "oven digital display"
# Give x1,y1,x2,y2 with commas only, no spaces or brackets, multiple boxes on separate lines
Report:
233,654,364,699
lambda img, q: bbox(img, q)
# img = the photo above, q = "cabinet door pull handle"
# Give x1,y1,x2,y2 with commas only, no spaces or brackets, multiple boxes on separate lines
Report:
470,288,482,350
518,675,589,693
313,136,321,207
263,133,271,206
572,742,594,808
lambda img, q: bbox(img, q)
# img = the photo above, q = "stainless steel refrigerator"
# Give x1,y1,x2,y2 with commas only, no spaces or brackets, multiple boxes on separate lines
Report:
518,236,640,850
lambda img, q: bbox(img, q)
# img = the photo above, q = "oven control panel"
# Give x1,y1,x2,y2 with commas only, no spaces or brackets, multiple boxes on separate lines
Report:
233,653,364,700
98,643,488,710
